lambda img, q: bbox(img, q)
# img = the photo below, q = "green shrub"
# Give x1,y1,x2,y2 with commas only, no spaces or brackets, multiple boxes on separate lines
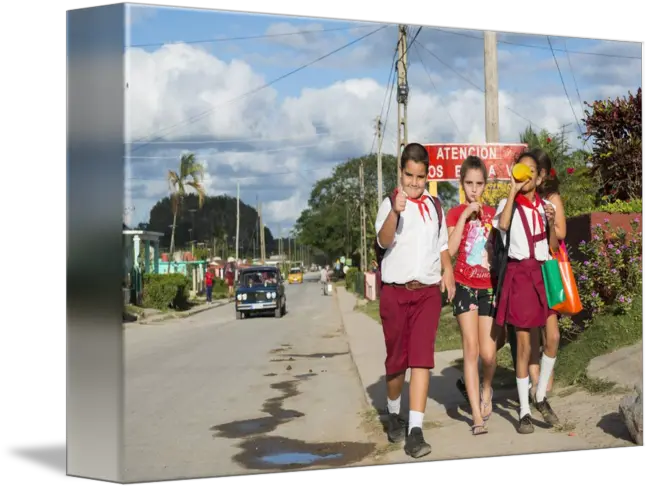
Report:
564,217,642,337
345,267,359,291
143,273,192,310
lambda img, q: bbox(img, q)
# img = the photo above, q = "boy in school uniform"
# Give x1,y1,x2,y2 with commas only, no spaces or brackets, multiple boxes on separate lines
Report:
375,142,456,458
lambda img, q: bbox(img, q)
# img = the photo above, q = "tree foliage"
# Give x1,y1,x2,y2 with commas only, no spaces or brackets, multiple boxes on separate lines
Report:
583,87,642,201
294,152,457,263
146,193,275,257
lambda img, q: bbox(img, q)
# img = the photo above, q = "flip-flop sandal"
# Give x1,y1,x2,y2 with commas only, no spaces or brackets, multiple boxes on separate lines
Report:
480,385,494,422
471,423,488,436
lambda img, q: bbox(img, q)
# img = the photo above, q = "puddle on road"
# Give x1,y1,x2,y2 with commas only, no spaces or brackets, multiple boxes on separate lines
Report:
294,373,318,379
211,380,308,439
233,436,376,471
263,373,277,377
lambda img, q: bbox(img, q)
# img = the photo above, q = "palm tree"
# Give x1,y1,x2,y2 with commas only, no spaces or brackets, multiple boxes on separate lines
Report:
168,153,206,258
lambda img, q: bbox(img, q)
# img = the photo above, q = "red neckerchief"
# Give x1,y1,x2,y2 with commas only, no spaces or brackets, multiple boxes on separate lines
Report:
394,189,432,221
514,193,545,236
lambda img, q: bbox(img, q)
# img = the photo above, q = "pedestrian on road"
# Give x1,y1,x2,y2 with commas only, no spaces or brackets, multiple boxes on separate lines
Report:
374,142,455,458
225,264,235,301
446,156,498,436
492,151,560,434
320,265,330,294
205,268,214,303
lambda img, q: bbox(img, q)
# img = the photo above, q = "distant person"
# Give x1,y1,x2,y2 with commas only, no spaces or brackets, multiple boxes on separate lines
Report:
225,264,235,301
204,268,214,304
375,142,455,458
320,265,330,293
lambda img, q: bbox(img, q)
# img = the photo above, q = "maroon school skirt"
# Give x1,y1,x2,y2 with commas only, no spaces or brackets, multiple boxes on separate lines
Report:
495,258,548,329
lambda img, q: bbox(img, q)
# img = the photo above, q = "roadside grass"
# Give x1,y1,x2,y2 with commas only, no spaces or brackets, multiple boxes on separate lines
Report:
554,297,642,394
357,291,642,395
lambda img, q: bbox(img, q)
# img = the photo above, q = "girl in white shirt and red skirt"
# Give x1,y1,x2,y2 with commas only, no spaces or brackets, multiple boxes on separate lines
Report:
492,151,560,434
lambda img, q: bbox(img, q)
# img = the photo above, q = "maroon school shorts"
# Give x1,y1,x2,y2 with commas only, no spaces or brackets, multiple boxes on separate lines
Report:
379,283,442,376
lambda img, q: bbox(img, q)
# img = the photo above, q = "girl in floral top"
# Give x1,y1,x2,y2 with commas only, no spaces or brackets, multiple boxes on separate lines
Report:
446,156,497,435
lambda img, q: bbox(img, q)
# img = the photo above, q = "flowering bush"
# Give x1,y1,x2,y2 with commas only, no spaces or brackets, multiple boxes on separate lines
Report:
482,180,511,208
571,217,642,319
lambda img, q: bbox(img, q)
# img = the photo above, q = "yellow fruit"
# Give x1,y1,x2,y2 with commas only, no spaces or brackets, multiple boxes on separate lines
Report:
512,163,531,181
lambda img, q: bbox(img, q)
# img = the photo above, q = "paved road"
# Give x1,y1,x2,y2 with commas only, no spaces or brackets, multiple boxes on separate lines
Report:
124,272,377,483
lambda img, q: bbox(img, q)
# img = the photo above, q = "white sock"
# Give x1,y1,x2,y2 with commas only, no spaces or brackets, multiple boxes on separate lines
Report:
387,395,401,415
536,354,557,402
408,410,424,434
517,376,531,419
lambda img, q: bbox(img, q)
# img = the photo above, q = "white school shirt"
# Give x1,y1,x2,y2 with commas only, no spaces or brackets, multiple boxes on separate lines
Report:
492,197,550,262
375,191,449,285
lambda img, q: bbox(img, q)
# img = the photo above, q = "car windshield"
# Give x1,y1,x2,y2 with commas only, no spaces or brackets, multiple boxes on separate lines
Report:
289,269,301,274
241,271,278,287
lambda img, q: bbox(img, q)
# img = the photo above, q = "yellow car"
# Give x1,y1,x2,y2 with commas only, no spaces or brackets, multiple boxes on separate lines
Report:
287,267,303,284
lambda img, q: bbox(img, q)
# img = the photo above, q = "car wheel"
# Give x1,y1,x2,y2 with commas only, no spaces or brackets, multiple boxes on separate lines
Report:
274,306,282,318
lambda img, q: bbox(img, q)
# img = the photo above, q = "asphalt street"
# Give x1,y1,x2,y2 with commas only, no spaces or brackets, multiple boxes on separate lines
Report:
124,272,377,483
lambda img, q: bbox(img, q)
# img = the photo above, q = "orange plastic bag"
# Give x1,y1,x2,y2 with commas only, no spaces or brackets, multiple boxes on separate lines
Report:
550,241,583,316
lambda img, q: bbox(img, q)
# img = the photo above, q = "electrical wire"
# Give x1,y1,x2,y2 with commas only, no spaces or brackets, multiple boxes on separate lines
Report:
412,42,465,139
433,28,641,59
129,24,389,154
129,23,386,48
563,38,587,123
547,35,585,138
414,39,549,131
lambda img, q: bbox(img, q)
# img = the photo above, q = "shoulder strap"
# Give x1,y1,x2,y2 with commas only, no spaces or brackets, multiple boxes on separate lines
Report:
504,201,517,253
430,196,443,236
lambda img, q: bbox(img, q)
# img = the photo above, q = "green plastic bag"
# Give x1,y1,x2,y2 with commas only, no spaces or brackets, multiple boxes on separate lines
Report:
541,259,565,309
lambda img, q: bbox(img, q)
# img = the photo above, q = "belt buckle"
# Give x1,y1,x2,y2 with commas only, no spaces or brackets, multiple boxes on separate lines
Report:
405,281,417,291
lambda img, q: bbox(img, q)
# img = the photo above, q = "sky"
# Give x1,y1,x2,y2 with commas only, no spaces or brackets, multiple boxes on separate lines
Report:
123,3,642,239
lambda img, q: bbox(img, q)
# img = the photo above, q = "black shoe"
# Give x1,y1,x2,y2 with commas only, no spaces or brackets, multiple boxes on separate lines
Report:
385,413,406,443
404,427,432,458
535,397,560,426
517,413,534,434
456,377,469,401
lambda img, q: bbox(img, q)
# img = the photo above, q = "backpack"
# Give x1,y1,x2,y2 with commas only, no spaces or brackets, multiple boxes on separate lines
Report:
374,192,443,270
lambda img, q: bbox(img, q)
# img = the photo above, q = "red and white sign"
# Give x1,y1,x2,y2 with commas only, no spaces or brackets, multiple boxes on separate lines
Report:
425,143,528,181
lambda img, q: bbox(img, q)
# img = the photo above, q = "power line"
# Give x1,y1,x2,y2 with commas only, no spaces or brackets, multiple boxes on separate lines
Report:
431,27,641,60
546,35,585,138
130,24,388,154
563,38,587,122
126,132,352,146
412,42,465,139
413,40,548,131
128,23,385,48
125,136,366,158
369,47,398,155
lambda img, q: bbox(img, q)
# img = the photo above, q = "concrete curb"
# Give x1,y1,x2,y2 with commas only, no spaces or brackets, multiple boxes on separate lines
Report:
125,299,232,327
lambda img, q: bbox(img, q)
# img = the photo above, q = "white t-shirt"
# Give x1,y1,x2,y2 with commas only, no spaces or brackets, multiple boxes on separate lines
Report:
492,197,550,262
320,268,328,282
375,191,449,285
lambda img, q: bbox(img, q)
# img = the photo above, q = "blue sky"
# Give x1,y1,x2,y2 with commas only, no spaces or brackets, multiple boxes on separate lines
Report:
123,3,642,239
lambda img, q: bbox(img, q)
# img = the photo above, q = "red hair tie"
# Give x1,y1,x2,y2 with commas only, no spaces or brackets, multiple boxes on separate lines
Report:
550,168,556,177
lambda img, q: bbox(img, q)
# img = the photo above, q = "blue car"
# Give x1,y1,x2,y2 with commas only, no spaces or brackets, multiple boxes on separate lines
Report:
235,266,286,319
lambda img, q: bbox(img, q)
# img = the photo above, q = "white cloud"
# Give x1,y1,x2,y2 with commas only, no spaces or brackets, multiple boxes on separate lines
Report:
124,41,639,231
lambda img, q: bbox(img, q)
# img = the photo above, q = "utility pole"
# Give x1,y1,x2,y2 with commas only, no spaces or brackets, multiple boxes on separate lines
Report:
359,159,367,272
376,115,384,204
484,31,499,144
235,182,240,265
396,24,409,183
259,201,266,263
